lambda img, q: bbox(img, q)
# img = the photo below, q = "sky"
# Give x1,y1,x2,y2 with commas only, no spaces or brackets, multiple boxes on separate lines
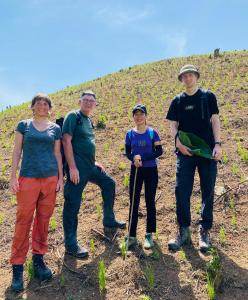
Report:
0,0,247,110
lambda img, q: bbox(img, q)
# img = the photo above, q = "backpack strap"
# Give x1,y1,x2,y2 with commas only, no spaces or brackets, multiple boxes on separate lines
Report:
127,129,132,142
148,127,154,141
75,110,94,129
199,88,210,121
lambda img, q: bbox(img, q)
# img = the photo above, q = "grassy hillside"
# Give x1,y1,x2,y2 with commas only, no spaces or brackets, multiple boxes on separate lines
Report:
0,50,248,300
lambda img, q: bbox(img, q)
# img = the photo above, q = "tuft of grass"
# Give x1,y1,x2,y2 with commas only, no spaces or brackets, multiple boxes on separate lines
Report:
98,258,106,293
0,213,4,225
90,239,96,254
96,203,102,220
60,273,65,288
206,248,222,300
195,199,201,215
120,239,127,260
96,114,107,129
219,225,226,246
144,264,155,289
151,250,160,261
49,216,57,232
26,258,35,281
123,174,129,188
178,249,186,261
118,162,127,171
10,195,17,206
155,228,159,241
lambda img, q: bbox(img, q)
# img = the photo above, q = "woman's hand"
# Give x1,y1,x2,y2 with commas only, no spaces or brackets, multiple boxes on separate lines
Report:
56,177,64,192
10,177,20,194
133,154,142,168
212,144,222,161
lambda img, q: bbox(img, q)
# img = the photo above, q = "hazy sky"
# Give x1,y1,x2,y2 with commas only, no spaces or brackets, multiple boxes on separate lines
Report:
0,0,247,110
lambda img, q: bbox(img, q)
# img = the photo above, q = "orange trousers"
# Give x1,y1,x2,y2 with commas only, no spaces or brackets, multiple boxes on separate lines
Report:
10,176,58,265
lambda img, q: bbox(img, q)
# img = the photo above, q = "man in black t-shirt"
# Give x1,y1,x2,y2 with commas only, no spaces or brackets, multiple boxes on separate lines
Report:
166,64,222,252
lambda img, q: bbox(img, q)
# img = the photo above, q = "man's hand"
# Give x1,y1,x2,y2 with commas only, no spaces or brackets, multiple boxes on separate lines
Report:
69,167,80,184
10,177,20,194
212,144,222,161
56,178,64,192
95,161,105,173
176,138,193,156
133,154,142,168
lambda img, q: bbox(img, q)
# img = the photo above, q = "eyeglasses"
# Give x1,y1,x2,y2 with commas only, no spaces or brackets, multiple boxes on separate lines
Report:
82,98,96,103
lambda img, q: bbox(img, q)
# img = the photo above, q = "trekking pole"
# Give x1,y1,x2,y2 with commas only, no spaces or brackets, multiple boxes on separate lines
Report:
125,166,138,255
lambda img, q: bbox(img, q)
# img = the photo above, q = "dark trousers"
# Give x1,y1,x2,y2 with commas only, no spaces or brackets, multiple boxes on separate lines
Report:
128,165,158,237
175,154,217,230
63,165,116,251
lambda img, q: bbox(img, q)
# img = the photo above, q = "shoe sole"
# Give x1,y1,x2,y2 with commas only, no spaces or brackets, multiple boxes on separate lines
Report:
65,251,89,259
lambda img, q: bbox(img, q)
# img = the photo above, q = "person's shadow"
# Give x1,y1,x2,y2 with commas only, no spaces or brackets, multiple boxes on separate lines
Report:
183,244,248,300
133,241,196,300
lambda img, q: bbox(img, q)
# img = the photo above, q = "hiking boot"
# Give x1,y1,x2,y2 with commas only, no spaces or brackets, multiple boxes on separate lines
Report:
199,226,211,252
144,233,154,249
65,245,89,259
124,235,138,249
104,220,126,230
168,227,191,251
32,254,52,282
11,265,24,292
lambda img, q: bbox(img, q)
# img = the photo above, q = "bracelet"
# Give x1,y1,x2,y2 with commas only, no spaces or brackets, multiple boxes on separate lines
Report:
215,142,222,146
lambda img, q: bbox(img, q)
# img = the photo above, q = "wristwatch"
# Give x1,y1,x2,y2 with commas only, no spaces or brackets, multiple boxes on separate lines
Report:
215,142,222,146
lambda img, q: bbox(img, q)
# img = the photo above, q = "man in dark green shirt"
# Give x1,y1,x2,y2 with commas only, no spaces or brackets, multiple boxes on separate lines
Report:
62,90,126,258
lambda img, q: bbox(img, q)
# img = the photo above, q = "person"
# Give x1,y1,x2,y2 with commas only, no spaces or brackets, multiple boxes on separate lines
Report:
62,90,126,259
9,93,63,292
166,64,222,252
124,104,163,249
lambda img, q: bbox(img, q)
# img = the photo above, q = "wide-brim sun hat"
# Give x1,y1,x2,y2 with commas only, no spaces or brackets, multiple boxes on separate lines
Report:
178,64,200,81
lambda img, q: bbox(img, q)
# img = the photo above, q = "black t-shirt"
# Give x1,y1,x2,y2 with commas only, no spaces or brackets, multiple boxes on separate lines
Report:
166,89,219,149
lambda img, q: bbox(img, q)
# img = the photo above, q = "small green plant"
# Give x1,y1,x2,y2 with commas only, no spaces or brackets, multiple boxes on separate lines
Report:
96,203,102,220
90,238,96,254
96,114,107,129
237,143,248,163
49,216,57,232
0,213,4,225
222,150,228,164
98,258,106,293
118,162,126,171
123,174,129,187
178,249,186,261
26,258,34,280
155,228,159,240
139,296,151,300
151,249,160,260
219,225,226,246
206,248,222,300
231,163,239,175
120,239,127,260
60,273,65,288
10,195,17,206
144,264,155,289
195,199,201,215
230,196,237,226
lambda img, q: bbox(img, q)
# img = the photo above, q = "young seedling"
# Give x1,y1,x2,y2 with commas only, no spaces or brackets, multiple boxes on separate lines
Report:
231,163,239,175
219,225,226,246
151,249,160,261
10,195,17,206
0,213,4,225
118,162,127,171
120,239,127,260
195,199,201,215
98,258,106,293
178,249,186,261
140,296,151,300
222,150,228,164
49,216,57,232
155,228,159,241
26,258,34,281
96,204,102,220
60,273,65,288
206,248,222,300
144,264,155,289
90,238,96,255
123,174,129,188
